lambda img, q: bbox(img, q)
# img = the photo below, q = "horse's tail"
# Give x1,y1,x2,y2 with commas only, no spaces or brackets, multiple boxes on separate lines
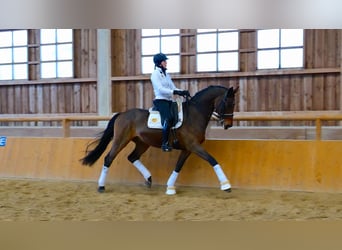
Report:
81,113,120,166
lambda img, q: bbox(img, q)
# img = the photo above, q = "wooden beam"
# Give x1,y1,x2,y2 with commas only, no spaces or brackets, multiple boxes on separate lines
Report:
2,111,342,140
0,78,97,87
0,68,339,87
109,67,341,82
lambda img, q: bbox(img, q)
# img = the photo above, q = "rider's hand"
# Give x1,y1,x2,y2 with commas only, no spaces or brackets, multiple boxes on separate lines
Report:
173,90,190,97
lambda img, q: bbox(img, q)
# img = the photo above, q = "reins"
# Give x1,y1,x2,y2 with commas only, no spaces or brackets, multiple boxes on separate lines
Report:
181,85,235,126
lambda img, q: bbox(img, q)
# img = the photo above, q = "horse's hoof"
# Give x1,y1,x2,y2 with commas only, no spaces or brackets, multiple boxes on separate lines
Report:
224,188,232,193
98,186,105,193
220,181,231,191
145,176,152,188
165,186,176,195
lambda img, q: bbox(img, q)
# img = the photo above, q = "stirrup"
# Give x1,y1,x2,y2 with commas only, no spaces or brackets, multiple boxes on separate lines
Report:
161,143,172,152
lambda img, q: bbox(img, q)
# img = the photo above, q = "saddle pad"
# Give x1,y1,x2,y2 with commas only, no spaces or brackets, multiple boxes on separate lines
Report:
147,100,183,129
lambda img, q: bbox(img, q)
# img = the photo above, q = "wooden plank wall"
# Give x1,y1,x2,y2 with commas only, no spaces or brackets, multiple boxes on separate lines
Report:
0,29,341,128
0,81,98,127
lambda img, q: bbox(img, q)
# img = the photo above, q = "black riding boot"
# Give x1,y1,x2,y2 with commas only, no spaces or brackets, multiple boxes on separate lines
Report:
161,120,172,152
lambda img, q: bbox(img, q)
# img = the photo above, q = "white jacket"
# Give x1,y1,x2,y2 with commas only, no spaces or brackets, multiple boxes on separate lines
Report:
150,67,180,100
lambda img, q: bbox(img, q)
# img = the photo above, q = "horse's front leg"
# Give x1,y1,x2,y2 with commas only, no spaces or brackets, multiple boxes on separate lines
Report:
166,150,191,195
191,144,231,192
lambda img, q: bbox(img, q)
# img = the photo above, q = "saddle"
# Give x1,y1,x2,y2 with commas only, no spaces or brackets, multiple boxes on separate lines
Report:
147,98,183,129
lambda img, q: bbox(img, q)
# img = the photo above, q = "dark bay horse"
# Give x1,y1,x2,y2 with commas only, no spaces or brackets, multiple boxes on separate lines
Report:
81,85,239,195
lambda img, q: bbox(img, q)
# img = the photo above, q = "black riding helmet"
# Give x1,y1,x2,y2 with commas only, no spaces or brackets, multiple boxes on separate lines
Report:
153,53,168,67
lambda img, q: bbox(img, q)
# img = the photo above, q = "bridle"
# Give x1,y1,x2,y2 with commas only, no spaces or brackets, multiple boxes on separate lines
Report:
212,111,234,126
212,91,234,124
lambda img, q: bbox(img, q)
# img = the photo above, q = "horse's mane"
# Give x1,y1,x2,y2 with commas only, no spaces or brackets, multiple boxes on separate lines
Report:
191,85,228,102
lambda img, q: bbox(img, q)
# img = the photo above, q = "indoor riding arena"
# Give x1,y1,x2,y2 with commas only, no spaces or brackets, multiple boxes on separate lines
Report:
0,29,341,221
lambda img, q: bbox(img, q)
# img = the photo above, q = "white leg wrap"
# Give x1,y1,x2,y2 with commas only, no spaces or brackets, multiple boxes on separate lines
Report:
213,164,231,190
98,165,109,187
132,160,151,180
166,171,179,195
167,171,179,187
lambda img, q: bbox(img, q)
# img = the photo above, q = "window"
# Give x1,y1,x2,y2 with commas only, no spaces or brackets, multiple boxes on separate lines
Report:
196,29,239,72
0,30,28,80
141,29,180,74
257,29,303,69
40,29,73,78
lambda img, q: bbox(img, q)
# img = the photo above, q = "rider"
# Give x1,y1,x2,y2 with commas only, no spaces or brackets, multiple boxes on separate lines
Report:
150,52,190,152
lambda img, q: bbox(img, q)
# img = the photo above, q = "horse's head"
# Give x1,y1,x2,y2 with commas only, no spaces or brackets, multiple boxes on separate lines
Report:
213,86,239,129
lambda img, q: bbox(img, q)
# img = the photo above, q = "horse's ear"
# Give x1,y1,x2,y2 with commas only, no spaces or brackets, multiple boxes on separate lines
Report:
224,89,230,99
226,87,234,97
225,86,238,99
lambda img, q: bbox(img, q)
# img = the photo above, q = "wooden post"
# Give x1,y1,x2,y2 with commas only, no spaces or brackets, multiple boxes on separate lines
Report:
340,30,342,125
62,119,71,138
97,29,112,126
315,118,321,141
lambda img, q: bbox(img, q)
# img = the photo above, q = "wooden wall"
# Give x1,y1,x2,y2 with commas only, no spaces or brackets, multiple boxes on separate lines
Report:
1,137,342,193
111,29,341,126
0,29,341,127
0,29,98,126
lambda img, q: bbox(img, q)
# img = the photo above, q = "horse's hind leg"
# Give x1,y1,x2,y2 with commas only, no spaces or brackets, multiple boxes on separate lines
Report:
165,150,191,195
97,134,131,193
128,138,152,187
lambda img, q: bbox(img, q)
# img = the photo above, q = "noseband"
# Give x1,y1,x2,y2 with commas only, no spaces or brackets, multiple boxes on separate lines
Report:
212,111,234,123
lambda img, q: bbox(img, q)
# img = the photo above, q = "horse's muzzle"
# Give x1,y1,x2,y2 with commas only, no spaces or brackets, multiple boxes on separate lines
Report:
215,113,234,129
224,123,233,130
223,119,233,129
